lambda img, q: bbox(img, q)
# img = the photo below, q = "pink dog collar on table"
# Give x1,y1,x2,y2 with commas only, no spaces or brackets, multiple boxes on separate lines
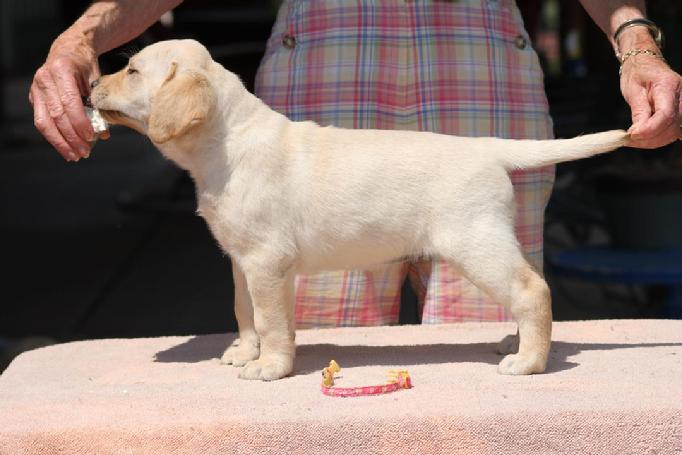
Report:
320,360,412,398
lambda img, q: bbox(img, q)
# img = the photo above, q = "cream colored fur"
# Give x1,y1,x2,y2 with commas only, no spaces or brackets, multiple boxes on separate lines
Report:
91,40,629,380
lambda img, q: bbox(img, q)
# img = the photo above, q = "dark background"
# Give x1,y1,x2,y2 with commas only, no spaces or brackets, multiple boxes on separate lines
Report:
1,0,681,371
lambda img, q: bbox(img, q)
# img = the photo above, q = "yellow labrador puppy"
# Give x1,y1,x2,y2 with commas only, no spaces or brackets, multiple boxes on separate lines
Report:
91,39,628,381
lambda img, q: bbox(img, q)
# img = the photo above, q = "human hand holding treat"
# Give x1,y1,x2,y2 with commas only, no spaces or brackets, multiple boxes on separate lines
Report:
30,0,181,161
29,32,102,161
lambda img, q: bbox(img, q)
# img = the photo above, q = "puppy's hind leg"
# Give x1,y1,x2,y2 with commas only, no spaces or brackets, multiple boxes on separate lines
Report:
497,265,552,375
238,262,296,381
436,222,552,375
221,259,260,367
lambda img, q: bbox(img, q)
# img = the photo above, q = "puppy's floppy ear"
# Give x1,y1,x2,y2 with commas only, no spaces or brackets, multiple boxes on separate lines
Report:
148,62,215,144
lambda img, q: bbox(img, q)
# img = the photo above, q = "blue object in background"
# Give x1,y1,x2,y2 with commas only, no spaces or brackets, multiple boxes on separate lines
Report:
550,247,682,318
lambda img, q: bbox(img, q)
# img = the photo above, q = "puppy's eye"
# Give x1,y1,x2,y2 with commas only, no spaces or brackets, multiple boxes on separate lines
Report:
127,67,138,75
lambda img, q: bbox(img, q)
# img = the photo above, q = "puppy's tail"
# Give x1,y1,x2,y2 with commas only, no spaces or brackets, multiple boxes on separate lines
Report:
494,130,629,170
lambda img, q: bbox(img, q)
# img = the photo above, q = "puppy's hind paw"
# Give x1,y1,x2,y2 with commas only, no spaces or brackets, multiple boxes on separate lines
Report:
220,341,259,367
497,353,546,375
239,357,293,381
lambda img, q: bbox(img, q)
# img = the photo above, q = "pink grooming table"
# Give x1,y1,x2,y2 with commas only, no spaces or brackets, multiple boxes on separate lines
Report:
1,320,680,454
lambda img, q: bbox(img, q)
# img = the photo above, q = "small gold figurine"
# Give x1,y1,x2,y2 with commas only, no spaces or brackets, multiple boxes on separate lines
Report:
321,359,341,387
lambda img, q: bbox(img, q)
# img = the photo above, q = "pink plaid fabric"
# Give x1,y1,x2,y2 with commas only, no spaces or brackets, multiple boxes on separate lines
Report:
255,0,555,328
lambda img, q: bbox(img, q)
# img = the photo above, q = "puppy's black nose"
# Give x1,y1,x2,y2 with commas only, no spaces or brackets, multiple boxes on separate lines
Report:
90,79,100,89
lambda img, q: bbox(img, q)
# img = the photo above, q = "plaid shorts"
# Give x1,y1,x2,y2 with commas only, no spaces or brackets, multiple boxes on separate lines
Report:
255,0,555,328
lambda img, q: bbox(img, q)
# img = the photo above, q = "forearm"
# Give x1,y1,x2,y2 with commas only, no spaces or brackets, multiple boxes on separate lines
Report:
578,0,655,55
58,0,183,56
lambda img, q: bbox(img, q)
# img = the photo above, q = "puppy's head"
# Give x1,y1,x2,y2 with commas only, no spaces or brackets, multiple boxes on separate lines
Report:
91,39,216,144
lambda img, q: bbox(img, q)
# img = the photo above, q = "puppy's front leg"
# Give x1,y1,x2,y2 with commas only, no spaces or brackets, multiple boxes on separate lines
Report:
238,267,296,381
221,259,260,366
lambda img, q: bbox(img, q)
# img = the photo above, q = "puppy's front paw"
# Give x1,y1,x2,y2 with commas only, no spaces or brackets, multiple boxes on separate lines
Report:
239,357,293,381
220,341,259,367
497,353,546,375
497,334,519,355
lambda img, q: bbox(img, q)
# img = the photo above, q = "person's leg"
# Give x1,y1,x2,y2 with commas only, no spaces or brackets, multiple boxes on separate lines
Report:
254,1,413,328
417,167,554,323
294,263,407,329
399,0,556,322
254,0,555,327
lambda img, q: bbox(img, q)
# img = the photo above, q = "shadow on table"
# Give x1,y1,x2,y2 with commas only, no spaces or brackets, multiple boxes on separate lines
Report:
154,333,235,363
152,333,682,376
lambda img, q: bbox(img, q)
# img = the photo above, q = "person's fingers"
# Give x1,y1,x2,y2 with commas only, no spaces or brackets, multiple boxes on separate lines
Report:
31,85,80,161
627,129,678,149
51,60,96,147
626,87,652,138
630,83,680,148
627,123,679,149
636,85,678,137
627,124,679,149
676,87,682,140
34,67,91,158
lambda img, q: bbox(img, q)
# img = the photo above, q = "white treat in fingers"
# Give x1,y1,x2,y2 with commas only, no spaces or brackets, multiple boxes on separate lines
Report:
85,107,109,134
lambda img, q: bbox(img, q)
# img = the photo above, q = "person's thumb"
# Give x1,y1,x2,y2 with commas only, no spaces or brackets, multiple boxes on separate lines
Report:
627,91,651,136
